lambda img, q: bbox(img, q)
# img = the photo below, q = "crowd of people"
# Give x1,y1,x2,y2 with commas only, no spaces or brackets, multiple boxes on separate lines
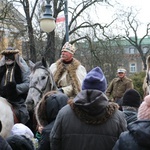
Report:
0,43,150,150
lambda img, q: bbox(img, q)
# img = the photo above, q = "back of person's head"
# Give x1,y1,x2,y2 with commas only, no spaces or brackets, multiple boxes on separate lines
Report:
82,67,107,92
138,95,150,120
36,91,68,126
122,89,141,108
6,135,35,150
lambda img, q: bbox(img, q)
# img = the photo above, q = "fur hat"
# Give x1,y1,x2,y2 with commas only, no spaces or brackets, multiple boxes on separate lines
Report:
1,47,19,55
122,89,141,108
138,95,150,120
82,67,107,92
61,42,76,54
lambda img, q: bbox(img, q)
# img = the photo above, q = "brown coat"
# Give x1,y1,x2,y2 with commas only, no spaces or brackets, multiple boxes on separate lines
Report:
106,76,134,100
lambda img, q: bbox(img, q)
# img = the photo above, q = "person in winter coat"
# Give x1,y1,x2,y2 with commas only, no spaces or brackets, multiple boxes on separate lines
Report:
106,68,133,103
49,42,87,98
0,121,12,150
35,91,68,150
0,47,30,124
121,89,142,124
113,94,150,150
6,135,35,150
50,67,127,150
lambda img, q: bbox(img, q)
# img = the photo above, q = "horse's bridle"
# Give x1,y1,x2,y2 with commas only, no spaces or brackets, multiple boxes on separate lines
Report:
29,67,51,98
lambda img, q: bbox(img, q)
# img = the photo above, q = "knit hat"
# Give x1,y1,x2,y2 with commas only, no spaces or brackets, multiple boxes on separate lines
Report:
1,47,19,55
82,67,107,92
122,89,141,108
138,95,150,120
61,42,76,54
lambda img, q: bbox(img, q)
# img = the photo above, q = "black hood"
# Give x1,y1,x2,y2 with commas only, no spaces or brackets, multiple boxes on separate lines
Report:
128,120,150,148
74,90,109,116
36,91,68,126
46,92,68,123
70,90,118,125
6,135,34,150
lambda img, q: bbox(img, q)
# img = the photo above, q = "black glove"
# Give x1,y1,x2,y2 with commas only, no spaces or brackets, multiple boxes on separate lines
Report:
2,82,18,102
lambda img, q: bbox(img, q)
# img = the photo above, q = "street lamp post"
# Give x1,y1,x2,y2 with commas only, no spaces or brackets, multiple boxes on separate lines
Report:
40,1,56,33
40,0,69,41
63,0,69,42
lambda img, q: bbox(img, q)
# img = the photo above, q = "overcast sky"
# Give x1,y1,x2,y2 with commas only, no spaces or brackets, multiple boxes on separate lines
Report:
94,0,150,24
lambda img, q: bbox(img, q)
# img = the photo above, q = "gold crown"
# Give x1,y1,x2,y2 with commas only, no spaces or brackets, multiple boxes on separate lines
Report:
61,42,76,54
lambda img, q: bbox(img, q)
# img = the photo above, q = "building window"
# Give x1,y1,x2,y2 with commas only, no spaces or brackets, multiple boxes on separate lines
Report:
143,47,149,53
130,63,136,72
129,48,135,54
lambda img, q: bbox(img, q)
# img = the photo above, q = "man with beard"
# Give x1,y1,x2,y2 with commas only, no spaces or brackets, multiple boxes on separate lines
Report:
50,42,87,98
0,47,30,124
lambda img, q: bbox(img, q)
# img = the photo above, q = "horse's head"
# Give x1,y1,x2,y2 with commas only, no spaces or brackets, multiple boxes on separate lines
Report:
25,58,57,112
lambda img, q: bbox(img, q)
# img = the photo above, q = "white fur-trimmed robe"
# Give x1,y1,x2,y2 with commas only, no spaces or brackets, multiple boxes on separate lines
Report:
50,58,87,98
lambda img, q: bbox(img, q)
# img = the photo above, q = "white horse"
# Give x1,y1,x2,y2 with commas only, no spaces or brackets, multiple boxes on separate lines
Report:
25,57,58,112
0,97,14,138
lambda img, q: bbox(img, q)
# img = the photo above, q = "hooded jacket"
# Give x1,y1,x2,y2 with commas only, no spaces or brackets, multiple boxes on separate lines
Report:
6,135,35,150
35,91,68,150
50,90,127,150
113,120,150,150
0,136,12,150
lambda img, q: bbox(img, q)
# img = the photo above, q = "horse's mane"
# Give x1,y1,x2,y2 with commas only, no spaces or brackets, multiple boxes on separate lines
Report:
32,61,44,72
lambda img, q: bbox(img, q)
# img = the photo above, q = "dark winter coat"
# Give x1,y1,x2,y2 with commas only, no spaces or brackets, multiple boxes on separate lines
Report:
36,91,68,150
0,136,12,150
122,107,138,124
50,90,127,150
0,56,30,124
113,120,150,150
6,135,34,150
0,55,30,98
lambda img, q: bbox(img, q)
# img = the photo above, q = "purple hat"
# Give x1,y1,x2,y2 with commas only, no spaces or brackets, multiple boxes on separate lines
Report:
82,67,107,92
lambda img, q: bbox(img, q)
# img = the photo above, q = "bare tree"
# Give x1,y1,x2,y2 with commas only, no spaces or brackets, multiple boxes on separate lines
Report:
1,0,113,64
116,7,150,70
44,0,111,64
